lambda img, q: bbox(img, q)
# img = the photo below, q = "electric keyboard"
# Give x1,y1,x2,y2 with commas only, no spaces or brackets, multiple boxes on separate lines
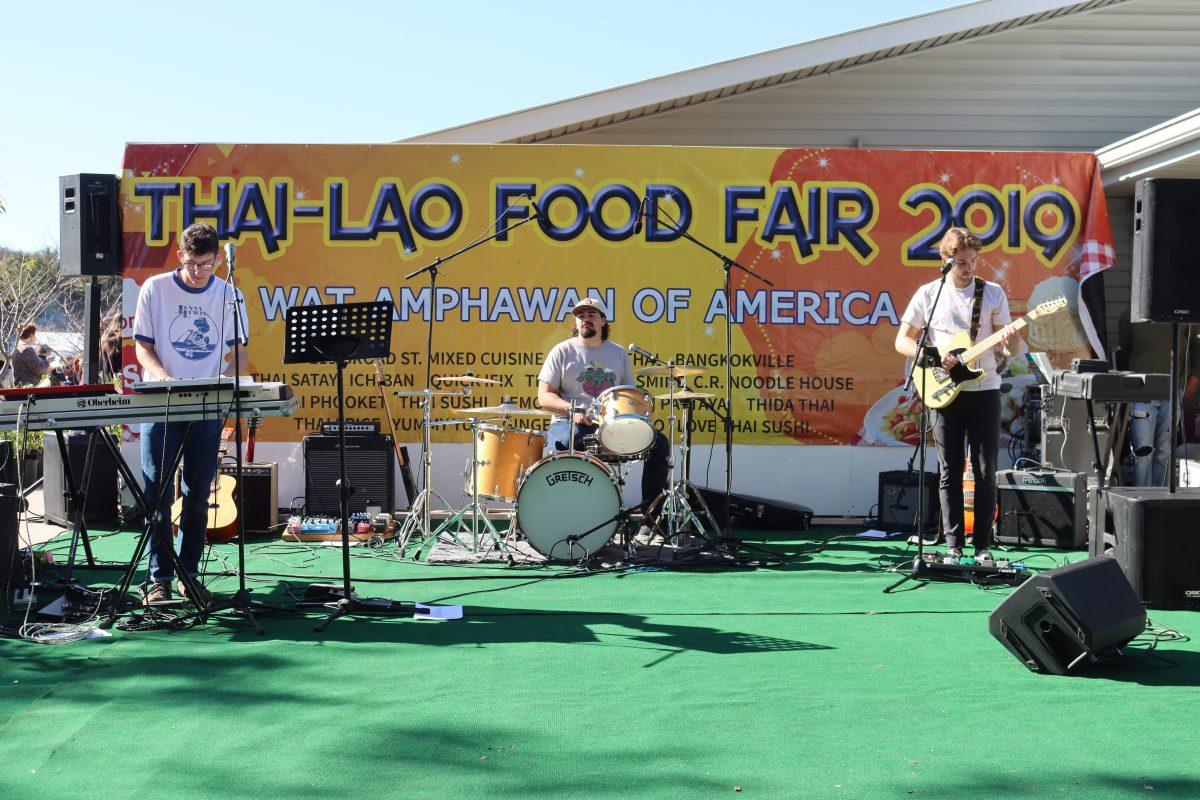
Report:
0,381,297,431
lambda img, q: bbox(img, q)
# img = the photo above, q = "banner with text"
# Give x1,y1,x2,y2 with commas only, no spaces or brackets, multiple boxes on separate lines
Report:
119,144,1113,447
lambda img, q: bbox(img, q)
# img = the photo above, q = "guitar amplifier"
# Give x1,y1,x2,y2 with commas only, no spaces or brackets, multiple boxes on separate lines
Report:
995,469,1087,549
1041,393,1109,474
876,470,939,533
217,462,278,533
303,434,395,515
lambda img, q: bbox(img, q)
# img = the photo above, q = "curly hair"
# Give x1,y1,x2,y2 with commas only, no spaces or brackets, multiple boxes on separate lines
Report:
180,222,219,256
938,227,982,261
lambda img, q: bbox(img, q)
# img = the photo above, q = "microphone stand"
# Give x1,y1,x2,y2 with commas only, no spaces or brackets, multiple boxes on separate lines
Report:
399,201,543,548
884,264,951,593
212,245,264,633
638,203,773,543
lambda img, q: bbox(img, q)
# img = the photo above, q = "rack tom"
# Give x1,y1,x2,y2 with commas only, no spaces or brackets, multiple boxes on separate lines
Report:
593,384,655,458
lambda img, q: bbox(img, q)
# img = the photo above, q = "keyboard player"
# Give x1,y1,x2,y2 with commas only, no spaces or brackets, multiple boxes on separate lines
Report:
132,222,248,607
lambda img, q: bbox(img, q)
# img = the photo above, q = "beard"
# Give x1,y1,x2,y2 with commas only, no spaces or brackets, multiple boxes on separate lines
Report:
579,326,597,339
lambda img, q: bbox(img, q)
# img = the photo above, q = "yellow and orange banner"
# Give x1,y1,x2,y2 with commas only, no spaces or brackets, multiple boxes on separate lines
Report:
119,144,1113,447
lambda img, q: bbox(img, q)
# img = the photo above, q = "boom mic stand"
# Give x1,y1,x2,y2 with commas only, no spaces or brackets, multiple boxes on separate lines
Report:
398,199,544,545
637,201,773,543
209,243,263,634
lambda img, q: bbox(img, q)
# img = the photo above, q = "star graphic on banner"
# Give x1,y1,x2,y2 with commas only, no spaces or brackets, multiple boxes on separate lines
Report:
1052,175,1062,185
449,153,462,165
403,246,416,256
574,167,586,178
770,248,783,261
295,189,307,201
938,172,953,184
816,156,831,169
704,325,715,337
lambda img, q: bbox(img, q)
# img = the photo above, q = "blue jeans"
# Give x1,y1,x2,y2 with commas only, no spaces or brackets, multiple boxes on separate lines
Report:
546,419,670,520
1129,399,1171,487
140,420,222,584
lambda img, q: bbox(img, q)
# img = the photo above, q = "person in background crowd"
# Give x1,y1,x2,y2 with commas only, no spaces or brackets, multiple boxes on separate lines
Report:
11,323,49,386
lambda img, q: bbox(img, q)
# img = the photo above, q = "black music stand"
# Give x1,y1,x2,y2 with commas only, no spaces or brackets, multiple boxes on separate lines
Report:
284,301,407,631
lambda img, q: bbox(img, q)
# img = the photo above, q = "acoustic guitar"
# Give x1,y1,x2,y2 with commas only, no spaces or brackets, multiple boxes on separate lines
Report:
170,417,259,544
910,296,1068,409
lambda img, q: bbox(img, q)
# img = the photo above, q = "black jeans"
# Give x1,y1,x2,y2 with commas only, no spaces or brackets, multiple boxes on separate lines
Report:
548,421,670,521
931,389,1000,551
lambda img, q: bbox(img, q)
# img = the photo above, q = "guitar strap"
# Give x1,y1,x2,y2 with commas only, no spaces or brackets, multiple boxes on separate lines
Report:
969,277,985,343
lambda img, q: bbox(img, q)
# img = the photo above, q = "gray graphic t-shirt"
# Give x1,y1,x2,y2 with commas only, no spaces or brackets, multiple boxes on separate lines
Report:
133,271,248,380
538,339,634,421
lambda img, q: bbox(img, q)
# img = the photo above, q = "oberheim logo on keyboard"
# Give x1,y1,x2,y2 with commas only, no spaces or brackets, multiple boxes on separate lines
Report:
75,396,132,408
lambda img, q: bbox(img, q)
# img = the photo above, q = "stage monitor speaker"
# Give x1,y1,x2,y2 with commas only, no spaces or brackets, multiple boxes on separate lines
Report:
41,432,119,527
1132,178,1200,323
988,556,1146,675
217,462,278,534
693,486,813,531
876,470,939,533
59,173,122,277
1088,486,1200,607
995,469,1087,549
1,484,19,618
303,434,395,516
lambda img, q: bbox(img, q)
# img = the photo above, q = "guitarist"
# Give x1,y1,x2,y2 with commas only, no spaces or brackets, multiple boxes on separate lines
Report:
894,228,1021,561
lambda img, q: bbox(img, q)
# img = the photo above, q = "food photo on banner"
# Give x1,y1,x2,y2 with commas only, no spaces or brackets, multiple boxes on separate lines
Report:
116,144,1112,454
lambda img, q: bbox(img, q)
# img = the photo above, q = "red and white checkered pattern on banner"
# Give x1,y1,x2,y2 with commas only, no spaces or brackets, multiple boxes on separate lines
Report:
1079,239,1116,280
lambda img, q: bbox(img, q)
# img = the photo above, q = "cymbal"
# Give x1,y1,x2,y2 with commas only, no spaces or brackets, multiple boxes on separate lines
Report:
637,364,705,378
653,390,716,402
454,403,553,417
434,375,501,385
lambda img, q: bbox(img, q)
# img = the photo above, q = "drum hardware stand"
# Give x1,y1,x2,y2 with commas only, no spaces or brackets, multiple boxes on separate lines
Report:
435,415,512,559
633,350,722,546
393,391,465,557
636,201,773,542
282,301,410,631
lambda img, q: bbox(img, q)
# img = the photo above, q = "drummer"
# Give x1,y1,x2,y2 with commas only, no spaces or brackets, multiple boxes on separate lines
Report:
537,297,669,541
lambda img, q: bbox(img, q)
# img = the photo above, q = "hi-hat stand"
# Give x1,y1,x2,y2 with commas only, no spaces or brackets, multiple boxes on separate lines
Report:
283,301,408,632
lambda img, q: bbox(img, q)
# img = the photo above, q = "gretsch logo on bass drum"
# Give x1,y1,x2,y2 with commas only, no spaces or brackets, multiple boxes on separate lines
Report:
545,470,593,488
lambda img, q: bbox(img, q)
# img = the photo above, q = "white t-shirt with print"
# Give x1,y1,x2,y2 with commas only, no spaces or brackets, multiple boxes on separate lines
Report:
537,338,634,421
133,271,248,380
901,278,1012,392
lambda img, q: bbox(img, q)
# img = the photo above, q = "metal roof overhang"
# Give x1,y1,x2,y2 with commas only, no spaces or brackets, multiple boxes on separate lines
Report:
1098,107,1200,196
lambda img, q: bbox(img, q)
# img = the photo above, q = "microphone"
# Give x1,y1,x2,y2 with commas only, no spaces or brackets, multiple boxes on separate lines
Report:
941,258,954,276
628,342,657,362
224,242,236,266
632,196,647,234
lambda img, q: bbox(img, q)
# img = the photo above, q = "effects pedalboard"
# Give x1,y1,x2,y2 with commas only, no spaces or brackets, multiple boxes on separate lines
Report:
913,553,1032,584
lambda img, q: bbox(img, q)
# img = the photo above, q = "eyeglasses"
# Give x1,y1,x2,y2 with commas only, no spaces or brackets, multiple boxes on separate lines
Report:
952,256,979,268
181,258,218,272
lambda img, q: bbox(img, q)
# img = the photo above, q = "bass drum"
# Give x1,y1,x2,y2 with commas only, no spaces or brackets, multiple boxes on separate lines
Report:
515,453,621,561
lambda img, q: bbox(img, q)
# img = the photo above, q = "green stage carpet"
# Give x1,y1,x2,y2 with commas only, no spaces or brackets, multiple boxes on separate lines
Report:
2,527,1197,800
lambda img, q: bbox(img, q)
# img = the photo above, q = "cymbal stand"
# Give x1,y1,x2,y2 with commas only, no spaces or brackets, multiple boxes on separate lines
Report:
439,415,511,558
394,385,465,556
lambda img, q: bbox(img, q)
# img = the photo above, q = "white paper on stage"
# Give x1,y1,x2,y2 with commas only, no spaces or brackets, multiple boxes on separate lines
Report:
414,604,464,620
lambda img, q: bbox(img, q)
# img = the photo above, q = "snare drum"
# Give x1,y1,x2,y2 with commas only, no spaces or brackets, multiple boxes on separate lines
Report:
515,453,621,560
468,425,545,501
593,384,655,459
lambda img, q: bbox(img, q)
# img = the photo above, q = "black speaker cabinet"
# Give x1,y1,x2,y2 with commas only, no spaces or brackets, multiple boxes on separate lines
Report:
1132,178,1200,324
877,470,939,533
1,484,20,618
988,556,1147,675
303,434,395,515
41,432,119,527
217,462,278,533
59,173,122,277
693,486,813,530
1088,486,1200,607
995,469,1087,549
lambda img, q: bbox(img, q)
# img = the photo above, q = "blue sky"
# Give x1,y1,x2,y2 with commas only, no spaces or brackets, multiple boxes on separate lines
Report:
0,0,950,251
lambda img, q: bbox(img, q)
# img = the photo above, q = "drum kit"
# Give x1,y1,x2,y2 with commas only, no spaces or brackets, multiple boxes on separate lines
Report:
394,363,723,562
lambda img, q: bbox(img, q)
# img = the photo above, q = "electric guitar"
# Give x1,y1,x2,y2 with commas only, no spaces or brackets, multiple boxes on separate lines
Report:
910,296,1068,409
